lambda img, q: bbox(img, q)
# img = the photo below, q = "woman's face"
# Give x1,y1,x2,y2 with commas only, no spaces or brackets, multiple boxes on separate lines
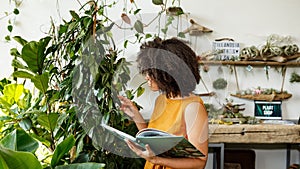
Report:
145,74,159,91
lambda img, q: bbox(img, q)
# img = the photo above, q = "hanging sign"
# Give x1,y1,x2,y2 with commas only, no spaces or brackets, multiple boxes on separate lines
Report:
212,41,240,60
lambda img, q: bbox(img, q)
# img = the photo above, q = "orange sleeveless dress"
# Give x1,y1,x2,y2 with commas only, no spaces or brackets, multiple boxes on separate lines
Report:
144,94,204,169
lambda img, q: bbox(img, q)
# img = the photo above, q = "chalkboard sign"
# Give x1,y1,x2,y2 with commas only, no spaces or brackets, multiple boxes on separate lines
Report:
254,101,282,119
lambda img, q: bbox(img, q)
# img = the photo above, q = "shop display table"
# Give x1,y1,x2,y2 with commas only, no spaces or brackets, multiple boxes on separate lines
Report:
208,124,300,169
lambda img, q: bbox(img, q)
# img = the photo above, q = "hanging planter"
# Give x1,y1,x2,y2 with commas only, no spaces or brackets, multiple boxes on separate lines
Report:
290,72,300,83
212,78,227,90
231,87,292,101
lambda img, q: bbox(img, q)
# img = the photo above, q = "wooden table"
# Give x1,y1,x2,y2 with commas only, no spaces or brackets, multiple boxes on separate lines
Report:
208,124,300,169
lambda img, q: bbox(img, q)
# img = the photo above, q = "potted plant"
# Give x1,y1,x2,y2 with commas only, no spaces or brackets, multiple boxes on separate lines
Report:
0,0,187,168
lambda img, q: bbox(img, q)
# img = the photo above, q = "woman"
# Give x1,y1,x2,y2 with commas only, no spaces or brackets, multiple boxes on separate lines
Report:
119,37,208,169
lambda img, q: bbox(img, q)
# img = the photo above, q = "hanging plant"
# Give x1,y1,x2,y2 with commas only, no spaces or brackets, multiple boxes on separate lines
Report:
1,0,22,41
213,78,227,90
152,0,164,5
290,72,300,83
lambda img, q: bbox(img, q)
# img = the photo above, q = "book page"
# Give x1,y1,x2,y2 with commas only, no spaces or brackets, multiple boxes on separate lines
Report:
136,128,172,137
101,123,136,141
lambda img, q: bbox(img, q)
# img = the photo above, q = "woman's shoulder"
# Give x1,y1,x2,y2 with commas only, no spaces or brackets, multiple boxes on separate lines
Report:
155,94,166,101
155,93,203,105
185,94,204,104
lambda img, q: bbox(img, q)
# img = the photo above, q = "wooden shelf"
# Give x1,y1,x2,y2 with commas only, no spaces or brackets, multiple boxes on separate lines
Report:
199,60,300,67
230,93,292,101
199,53,300,67
198,55,300,101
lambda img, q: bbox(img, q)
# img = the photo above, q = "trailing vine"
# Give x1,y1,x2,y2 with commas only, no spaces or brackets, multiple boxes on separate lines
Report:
0,0,22,41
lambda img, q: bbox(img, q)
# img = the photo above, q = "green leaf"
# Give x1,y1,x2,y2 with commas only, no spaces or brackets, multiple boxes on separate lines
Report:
7,25,13,32
124,40,128,48
19,118,32,131
136,86,145,97
55,163,105,169
0,83,30,113
58,24,68,35
37,113,59,132
12,70,35,79
0,79,11,92
178,32,186,38
21,37,51,73
0,147,42,169
82,17,92,28
97,22,114,35
11,59,26,69
0,129,39,153
10,48,21,57
1,84,24,103
13,8,20,15
134,20,144,34
102,73,110,85
0,154,9,169
4,35,10,41
51,135,75,168
145,33,152,39
0,97,13,114
152,0,164,5
161,28,168,34
133,9,141,15
31,72,49,93
13,36,28,46
125,90,134,100
30,133,51,148
70,10,80,20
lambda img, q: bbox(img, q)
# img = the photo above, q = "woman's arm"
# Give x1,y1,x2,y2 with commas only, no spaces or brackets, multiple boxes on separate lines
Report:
118,95,147,130
126,101,209,169
184,102,209,167
156,102,208,169
126,140,205,169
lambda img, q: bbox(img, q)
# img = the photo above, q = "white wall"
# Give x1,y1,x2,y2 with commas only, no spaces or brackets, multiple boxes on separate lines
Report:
180,0,300,120
0,0,80,79
182,1,300,168
0,0,299,168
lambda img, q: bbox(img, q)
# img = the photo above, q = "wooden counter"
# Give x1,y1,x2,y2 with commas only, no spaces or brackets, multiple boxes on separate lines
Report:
209,124,300,144
208,124,300,169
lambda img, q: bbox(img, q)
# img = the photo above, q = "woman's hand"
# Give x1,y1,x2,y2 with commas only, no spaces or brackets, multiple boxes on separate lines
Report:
118,96,147,130
118,95,139,118
125,139,159,164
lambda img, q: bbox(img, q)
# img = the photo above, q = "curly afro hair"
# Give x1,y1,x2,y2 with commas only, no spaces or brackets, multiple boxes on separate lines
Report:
137,37,200,98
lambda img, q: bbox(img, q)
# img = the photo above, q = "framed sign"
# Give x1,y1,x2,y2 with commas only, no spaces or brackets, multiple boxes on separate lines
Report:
254,100,282,119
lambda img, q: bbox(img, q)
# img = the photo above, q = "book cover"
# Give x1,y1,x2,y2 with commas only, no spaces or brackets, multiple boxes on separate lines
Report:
101,124,204,158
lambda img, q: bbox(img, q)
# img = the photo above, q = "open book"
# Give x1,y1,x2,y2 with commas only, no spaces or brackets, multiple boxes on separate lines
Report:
101,123,205,158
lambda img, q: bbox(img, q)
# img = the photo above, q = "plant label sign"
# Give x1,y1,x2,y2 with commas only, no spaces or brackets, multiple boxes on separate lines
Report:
254,101,282,119
212,41,240,60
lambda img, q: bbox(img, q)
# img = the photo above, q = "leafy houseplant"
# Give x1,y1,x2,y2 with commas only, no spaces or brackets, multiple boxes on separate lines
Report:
0,0,186,168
